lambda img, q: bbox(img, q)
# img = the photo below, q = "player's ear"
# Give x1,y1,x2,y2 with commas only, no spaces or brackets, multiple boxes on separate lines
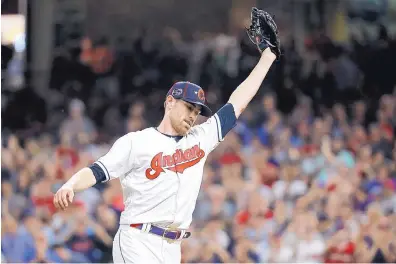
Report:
165,96,174,111
166,96,177,109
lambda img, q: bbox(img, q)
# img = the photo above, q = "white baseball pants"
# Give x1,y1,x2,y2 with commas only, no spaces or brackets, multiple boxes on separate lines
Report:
112,225,182,264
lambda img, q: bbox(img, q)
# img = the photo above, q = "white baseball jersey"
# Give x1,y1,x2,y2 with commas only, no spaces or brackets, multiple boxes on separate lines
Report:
91,104,236,229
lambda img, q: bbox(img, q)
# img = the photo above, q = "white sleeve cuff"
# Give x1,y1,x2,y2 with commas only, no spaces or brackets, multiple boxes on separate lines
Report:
214,113,223,142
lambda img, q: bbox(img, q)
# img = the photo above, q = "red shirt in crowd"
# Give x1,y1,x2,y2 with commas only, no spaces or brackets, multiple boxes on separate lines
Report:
325,241,355,263
56,146,79,179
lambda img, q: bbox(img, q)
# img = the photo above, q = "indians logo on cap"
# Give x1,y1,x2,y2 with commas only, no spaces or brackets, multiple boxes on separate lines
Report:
172,88,183,97
197,89,205,101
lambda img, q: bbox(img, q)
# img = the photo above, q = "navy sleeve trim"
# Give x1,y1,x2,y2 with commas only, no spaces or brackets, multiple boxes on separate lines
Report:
215,103,237,140
89,163,107,183
96,161,110,181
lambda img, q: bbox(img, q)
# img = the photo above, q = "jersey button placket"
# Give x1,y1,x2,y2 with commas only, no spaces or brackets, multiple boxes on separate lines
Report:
172,140,181,224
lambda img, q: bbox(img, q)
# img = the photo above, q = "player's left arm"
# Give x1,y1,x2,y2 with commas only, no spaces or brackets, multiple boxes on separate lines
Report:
229,7,280,118
194,49,276,153
195,7,279,152
228,48,276,118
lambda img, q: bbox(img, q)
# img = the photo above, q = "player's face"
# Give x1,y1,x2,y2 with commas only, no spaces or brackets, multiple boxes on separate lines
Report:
170,100,201,135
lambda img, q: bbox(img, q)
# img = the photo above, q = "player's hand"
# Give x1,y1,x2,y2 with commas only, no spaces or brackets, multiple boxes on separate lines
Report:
246,7,281,59
53,185,74,210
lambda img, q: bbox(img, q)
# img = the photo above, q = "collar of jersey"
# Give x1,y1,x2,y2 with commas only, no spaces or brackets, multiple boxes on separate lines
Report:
153,127,183,142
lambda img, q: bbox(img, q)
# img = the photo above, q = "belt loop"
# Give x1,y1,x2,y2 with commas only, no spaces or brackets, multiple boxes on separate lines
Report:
179,230,186,240
144,223,152,233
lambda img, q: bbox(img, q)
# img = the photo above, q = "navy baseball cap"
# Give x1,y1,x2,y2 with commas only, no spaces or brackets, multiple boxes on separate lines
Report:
166,81,212,117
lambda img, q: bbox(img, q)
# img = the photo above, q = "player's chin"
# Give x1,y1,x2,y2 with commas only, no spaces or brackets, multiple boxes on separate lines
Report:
179,124,190,135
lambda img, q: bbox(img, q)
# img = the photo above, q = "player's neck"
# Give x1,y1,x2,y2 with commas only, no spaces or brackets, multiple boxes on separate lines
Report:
157,118,179,136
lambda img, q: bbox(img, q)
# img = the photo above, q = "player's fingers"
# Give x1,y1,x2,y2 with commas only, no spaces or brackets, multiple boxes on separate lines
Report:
55,192,64,210
63,190,71,209
68,191,74,203
56,192,64,210
53,193,60,209
60,190,69,209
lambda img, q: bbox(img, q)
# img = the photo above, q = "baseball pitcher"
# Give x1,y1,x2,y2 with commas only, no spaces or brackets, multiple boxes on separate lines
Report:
53,7,281,263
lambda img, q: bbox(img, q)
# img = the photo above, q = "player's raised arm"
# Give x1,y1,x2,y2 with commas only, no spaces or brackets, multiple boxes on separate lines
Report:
229,49,275,118
53,133,134,210
192,8,280,153
228,7,281,118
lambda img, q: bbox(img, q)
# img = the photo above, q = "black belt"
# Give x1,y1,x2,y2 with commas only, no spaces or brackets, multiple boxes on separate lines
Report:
130,223,191,240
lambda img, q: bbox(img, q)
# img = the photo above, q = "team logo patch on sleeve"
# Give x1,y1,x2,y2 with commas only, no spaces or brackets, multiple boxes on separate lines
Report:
145,145,205,180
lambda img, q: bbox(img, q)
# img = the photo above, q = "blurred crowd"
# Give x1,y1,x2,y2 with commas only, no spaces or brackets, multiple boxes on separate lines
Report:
2,21,396,263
